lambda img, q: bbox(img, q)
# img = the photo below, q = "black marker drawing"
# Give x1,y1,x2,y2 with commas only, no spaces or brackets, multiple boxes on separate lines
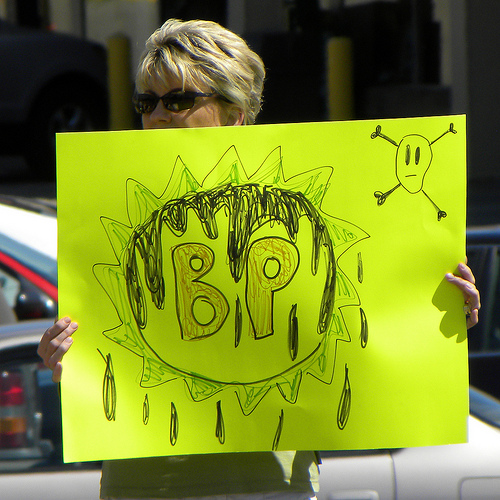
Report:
288,303,299,361
371,123,457,220
337,364,351,430
98,349,116,421
273,409,284,451
234,296,243,348
360,308,368,349
215,400,225,444
143,394,149,425
93,145,368,444
357,252,363,284
170,402,178,446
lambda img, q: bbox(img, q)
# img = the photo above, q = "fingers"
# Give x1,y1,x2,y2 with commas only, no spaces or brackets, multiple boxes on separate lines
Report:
52,362,64,384
446,270,481,310
445,262,481,329
457,262,481,312
37,317,78,383
457,261,475,285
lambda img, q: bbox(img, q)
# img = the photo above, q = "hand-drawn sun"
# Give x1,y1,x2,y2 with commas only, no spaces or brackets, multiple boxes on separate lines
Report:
93,146,368,416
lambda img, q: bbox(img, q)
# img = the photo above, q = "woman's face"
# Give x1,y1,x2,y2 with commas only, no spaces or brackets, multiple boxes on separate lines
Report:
141,74,243,130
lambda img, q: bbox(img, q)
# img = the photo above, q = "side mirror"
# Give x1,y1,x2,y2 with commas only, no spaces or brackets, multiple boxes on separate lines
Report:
14,281,57,320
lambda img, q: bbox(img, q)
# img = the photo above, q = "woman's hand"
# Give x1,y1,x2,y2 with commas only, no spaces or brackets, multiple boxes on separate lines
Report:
445,261,481,329
37,317,78,383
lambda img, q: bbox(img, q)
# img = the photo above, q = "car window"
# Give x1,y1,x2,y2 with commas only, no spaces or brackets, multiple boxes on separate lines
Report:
0,269,20,309
0,233,57,321
470,387,500,430
0,234,57,285
489,265,500,350
467,244,500,352
0,262,57,321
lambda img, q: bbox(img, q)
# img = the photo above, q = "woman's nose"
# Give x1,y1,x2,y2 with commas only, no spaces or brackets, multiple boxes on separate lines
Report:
149,100,173,124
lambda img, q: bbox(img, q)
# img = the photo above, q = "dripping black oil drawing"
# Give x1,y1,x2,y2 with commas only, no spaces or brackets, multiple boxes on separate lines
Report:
92,145,369,449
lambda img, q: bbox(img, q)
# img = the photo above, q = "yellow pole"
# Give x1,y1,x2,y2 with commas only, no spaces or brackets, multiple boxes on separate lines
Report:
326,37,354,121
107,34,133,130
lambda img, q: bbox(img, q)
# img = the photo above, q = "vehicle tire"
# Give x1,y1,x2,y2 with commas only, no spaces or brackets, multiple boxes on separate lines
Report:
25,80,108,179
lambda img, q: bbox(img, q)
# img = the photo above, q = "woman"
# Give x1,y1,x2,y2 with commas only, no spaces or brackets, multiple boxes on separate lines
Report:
38,18,480,500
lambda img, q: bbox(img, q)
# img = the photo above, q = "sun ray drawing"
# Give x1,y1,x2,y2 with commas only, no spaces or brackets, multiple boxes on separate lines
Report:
93,145,368,423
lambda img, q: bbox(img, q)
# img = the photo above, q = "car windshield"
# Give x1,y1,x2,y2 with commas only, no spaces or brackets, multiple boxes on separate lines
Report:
470,387,500,429
0,233,57,284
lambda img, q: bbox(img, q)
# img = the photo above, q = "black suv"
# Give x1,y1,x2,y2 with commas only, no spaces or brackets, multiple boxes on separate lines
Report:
0,20,108,178
466,225,500,399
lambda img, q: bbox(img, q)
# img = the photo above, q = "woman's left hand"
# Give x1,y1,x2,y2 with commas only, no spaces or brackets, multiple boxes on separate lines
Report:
446,261,481,329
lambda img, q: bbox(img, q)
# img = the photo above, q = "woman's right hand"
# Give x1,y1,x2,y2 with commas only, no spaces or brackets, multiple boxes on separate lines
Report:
37,317,78,383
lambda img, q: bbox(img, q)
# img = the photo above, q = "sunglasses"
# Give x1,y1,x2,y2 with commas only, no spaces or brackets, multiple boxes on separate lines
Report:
133,90,217,114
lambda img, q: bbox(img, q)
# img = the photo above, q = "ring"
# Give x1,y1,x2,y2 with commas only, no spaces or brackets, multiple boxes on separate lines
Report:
464,303,472,319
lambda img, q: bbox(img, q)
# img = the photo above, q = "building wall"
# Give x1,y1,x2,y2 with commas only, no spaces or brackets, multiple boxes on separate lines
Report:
465,0,500,180
3,0,499,183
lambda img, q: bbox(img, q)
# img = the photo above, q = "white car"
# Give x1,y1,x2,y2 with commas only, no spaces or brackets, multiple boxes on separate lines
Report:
318,389,500,499
0,196,57,322
2,213,500,499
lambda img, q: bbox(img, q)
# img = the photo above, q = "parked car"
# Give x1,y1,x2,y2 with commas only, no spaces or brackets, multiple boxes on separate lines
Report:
1,213,499,498
0,20,108,178
0,318,101,500
465,225,500,399
317,225,500,499
318,388,500,499
0,196,57,321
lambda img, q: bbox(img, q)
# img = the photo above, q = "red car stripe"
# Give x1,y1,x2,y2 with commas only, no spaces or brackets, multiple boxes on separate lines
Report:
0,250,58,301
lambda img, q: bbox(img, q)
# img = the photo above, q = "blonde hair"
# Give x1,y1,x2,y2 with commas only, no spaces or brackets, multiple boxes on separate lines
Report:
135,19,265,124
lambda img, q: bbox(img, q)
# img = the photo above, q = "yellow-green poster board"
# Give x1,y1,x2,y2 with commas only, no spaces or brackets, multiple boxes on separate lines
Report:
57,116,468,463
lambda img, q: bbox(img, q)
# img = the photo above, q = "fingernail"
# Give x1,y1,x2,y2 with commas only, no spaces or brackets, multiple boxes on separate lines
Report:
71,322,78,329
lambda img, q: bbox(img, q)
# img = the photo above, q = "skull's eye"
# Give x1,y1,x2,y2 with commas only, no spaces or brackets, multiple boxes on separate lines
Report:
415,146,420,165
405,144,411,165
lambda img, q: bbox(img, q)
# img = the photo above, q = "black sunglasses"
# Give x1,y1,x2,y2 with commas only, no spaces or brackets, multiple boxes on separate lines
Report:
133,90,217,114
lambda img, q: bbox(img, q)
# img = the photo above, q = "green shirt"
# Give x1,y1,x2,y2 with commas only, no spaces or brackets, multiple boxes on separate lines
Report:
100,451,319,498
